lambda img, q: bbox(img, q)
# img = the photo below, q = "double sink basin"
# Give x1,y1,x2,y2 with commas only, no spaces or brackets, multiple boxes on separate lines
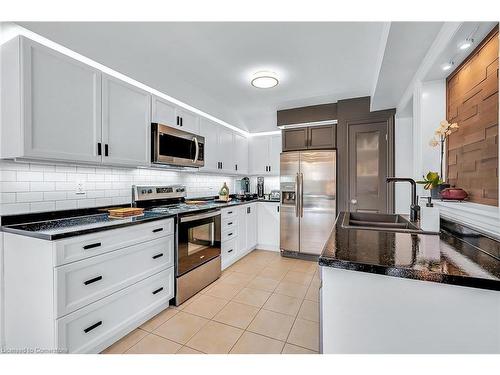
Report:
341,212,438,235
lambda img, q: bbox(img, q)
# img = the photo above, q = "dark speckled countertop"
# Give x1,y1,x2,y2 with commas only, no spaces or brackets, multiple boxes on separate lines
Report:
319,212,500,291
1,198,279,241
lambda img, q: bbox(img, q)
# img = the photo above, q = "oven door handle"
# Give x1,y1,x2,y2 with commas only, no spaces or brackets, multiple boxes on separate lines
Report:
193,137,199,164
180,210,221,223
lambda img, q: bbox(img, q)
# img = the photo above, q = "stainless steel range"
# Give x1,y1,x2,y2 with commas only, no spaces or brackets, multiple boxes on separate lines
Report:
132,185,221,306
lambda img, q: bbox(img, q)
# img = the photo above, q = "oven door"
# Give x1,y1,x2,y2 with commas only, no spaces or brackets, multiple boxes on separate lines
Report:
152,123,205,167
177,210,221,276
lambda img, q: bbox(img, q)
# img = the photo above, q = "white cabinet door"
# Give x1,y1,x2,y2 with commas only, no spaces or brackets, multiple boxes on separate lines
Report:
246,203,258,250
21,37,102,163
234,133,249,175
102,75,151,167
218,126,234,174
257,202,280,251
249,137,269,175
269,135,282,175
176,108,199,134
237,205,248,254
199,117,219,172
151,95,176,126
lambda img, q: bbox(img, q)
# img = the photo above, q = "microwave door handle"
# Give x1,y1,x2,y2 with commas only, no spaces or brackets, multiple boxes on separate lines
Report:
193,137,199,164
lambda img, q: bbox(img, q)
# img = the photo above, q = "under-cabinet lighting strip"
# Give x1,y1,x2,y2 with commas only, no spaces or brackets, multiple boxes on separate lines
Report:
0,23,283,138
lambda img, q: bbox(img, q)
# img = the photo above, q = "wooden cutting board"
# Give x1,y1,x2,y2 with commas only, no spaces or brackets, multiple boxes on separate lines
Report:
108,207,144,218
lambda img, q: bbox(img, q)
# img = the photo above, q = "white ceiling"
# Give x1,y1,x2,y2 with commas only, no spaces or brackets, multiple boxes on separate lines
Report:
17,22,490,133
18,22,387,132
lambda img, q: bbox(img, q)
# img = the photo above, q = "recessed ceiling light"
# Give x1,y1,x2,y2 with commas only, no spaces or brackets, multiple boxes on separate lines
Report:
251,71,279,89
441,61,454,71
458,38,474,50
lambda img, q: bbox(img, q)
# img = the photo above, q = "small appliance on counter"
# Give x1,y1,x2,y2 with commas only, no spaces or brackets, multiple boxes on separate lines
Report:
236,177,250,195
257,176,265,198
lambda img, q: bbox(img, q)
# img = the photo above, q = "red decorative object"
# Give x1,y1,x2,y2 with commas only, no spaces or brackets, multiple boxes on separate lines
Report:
439,187,468,201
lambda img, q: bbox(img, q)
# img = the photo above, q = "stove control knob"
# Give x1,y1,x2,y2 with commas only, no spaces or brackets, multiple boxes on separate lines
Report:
141,189,147,194
148,189,153,194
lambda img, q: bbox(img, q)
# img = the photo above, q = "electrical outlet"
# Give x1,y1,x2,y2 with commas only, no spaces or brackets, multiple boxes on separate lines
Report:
76,181,86,196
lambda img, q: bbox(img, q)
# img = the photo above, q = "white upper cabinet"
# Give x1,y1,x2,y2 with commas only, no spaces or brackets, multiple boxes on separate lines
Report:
1,36,102,163
151,95,176,126
176,108,199,134
249,135,281,175
198,117,219,172
217,126,234,174
151,95,199,134
101,75,151,167
233,133,249,175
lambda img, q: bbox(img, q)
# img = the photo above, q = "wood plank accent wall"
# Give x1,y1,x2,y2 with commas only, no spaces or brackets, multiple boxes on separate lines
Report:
446,26,499,206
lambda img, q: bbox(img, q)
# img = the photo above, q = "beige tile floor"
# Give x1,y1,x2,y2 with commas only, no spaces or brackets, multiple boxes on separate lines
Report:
102,250,320,354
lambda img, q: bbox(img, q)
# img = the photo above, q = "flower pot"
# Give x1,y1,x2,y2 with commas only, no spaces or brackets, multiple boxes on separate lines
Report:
430,183,450,199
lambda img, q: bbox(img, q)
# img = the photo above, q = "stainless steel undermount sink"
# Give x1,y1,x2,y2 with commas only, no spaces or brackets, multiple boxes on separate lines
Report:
341,212,437,234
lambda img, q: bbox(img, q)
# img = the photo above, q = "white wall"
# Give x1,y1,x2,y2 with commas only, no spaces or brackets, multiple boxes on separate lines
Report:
394,116,413,214
0,160,237,215
412,80,446,197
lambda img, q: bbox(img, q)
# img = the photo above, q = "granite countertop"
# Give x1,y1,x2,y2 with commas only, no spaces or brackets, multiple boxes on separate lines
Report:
319,212,500,291
0,197,280,241
1,211,176,240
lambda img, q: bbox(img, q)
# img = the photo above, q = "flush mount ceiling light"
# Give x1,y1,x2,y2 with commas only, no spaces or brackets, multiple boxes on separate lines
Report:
251,71,279,89
458,38,474,51
441,61,454,71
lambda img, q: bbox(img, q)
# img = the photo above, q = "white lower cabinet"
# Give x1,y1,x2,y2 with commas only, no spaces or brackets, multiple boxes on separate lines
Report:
3,218,175,353
220,204,259,270
57,268,173,354
257,202,280,251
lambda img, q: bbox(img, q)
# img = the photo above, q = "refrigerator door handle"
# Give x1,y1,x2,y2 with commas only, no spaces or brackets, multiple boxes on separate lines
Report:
295,172,300,217
300,173,304,217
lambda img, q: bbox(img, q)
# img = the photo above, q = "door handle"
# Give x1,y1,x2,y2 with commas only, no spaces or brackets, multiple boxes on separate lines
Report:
300,173,304,218
192,137,199,164
295,173,299,217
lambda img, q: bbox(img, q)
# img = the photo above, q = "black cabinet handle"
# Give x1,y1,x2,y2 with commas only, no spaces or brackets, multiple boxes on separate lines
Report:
176,116,179,125
97,142,102,156
84,321,102,334
247,207,251,214
83,242,101,250
152,287,164,295
228,222,233,226
84,276,103,286
277,206,280,212
152,228,163,233
104,144,109,157
227,211,233,215
180,117,183,127
228,232,233,237
228,249,233,253
269,165,271,172
152,253,164,259
235,164,238,171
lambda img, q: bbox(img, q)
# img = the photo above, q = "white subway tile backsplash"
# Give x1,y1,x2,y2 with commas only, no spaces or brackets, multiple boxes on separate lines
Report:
56,200,77,210
0,160,236,215
43,191,67,201
16,192,44,202
1,193,16,204
0,170,17,182
30,181,55,191
30,201,56,212
1,181,31,192
17,171,44,182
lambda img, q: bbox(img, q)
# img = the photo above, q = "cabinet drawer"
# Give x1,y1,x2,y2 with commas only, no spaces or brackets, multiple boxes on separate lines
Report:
222,217,238,232
221,207,237,219
221,238,238,262
54,218,174,266
55,235,174,317
56,267,174,353
222,227,238,242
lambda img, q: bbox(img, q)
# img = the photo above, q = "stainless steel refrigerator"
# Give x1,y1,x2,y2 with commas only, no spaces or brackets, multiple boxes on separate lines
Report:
280,151,336,256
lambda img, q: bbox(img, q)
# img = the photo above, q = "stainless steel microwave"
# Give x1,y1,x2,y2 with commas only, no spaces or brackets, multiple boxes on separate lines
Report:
151,123,205,168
